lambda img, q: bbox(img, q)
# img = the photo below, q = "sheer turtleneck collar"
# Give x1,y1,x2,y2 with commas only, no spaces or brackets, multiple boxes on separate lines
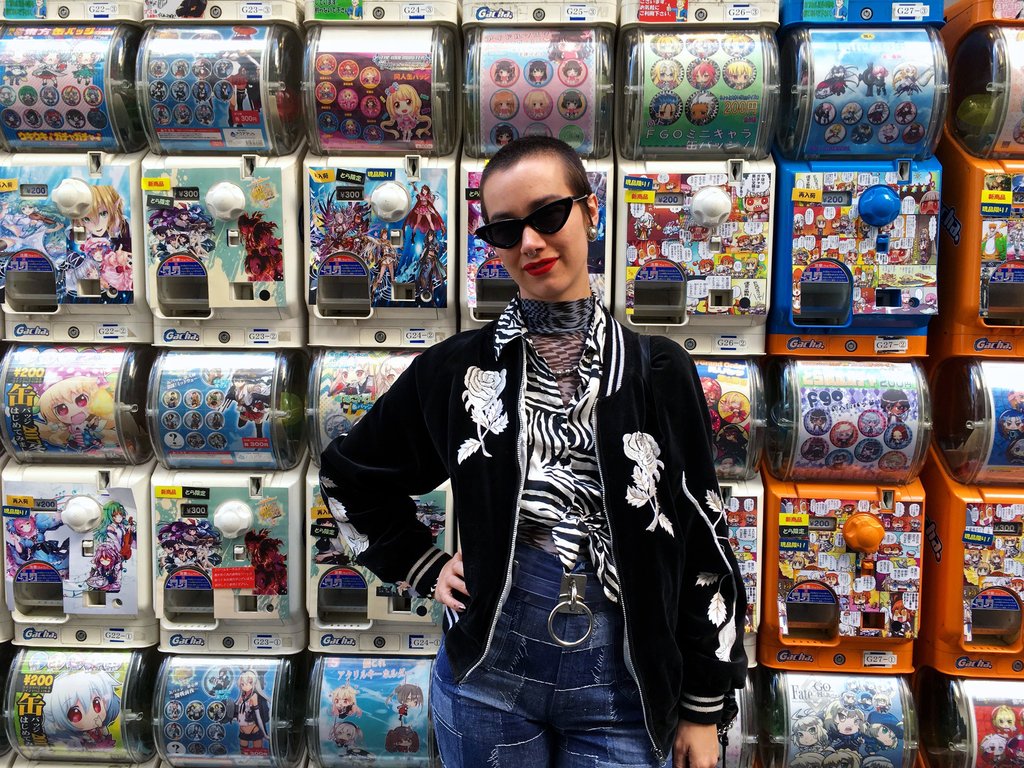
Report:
519,295,595,335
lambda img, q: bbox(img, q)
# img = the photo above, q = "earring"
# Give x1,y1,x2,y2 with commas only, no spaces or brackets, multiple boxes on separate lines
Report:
586,225,598,242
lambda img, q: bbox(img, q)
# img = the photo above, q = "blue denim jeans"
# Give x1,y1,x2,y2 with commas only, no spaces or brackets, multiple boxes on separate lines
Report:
430,544,672,767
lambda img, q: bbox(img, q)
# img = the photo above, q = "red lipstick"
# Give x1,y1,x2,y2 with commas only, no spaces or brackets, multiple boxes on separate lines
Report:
523,257,557,276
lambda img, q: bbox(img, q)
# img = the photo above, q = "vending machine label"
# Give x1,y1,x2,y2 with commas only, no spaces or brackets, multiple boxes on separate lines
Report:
311,28,435,152
307,166,449,309
804,29,939,157
10,650,134,757
0,27,121,151
477,28,599,156
141,27,272,153
640,31,767,151
160,658,282,765
314,657,432,764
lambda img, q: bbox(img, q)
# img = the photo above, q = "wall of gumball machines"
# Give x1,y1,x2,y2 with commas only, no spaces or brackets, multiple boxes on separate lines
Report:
0,0,1017,765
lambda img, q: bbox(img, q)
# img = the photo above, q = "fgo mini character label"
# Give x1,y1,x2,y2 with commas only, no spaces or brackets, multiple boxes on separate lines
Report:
313,657,432,764
10,650,135,757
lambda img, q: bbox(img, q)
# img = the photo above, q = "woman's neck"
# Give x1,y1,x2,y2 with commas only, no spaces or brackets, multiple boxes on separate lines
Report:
520,295,594,335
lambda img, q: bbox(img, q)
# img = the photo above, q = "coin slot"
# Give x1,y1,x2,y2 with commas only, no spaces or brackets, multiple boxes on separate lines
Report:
236,595,258,612
881,490,895,509
392,282,416,301
708,288,733,308
232,282,255,301
242,155,257,179
897,160,911,181
84,590,107,607
88,151,102,176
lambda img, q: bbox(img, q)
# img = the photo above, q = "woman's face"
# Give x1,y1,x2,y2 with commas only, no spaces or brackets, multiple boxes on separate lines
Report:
481,155,597,302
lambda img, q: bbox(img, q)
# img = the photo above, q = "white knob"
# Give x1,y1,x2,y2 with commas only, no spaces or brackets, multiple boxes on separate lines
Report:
369,182,411,223
52,179,94,219
213,500,252,539
62,496,104,534
690,187,734,228
205,183,247,222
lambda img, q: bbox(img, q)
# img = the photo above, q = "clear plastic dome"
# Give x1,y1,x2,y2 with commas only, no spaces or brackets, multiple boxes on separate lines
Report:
0,345,152,464
616,28,779,161
759,671,918,768
147,349,306,470
766,359,931,484
137,25,302,155
933,359,1024,486
950,25,1024,159
4,648,157,763
0,25,143,153
463,26,613,159
777,26,948,161
307,349,420,464
304,25,459,156
694,357,765,482
154,656,304,768
916,668,1024,768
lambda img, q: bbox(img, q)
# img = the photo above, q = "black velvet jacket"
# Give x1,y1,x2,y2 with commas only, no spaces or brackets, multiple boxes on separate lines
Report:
319,307,748,761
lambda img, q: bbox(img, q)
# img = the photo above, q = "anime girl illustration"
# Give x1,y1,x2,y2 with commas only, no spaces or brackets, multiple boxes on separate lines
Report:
42,669,121,750
238,212,284,283
36,376,114,452
5,514,67,574
330,721,363,749
221,370,271,438
385,725,420,753
379,83,431,142
366,233,399,299
68,186,131,300
233,670,271,755
386,683,424,718
148,205,216,261
157,519,223,572
687,59,719,90
85,542,124,591
405,184,446,238
98,501,134,560
415,230,446,302
329,683,363,719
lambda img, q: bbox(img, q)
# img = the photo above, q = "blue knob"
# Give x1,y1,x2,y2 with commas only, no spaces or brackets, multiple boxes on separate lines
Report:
858,185,901,227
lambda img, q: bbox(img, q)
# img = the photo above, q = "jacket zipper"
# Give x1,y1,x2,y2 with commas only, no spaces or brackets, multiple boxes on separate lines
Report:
592,399,663,762
460,342,529,682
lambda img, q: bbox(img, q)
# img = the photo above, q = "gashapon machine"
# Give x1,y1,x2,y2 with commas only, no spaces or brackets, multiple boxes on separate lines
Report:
2,648,159,768
147,349,308,654
759,360,931,764
152,655,305,768
302,3,459,348
930,1,1024,362
0,26,152,344
136,24,305,348
913,360,1024,766
768,2,948,358
303,350,447,765
614,1,779,354
0,345,158,648
460,0,614,326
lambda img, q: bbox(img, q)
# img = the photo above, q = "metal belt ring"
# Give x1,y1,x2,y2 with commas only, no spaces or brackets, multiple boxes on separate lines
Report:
546,577,595,648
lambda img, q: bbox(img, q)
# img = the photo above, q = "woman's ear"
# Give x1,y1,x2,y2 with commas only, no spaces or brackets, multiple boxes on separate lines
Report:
586,193,600,229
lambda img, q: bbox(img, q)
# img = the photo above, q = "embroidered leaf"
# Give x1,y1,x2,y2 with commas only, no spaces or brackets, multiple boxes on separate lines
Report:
631,465,648,487
695,572,719,588
626,485,649,507
705,490,728,516
457,438,481,464
715,619,737,661
707,591,728,627
490,412,509,435
657,514,674,537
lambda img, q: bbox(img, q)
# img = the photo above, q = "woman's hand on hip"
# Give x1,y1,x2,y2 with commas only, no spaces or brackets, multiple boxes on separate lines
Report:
673,720,719,768
433,551,469,612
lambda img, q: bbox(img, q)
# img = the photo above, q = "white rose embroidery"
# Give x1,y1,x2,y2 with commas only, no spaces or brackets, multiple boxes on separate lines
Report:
457,366,509,463
695,489,735,660
622,431,673,537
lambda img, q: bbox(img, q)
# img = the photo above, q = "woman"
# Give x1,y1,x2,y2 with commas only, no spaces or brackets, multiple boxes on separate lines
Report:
319,136,746,767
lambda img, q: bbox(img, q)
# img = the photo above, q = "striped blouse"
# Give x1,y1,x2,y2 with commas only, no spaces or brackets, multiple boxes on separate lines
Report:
493,295,621,603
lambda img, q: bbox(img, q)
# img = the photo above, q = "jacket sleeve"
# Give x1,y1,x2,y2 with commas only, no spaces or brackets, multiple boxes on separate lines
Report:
650,336,748,725
318,353,452,599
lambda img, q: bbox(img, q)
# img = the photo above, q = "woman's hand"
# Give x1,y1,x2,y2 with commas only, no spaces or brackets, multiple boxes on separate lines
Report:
673,721,719,768
433,551,469,611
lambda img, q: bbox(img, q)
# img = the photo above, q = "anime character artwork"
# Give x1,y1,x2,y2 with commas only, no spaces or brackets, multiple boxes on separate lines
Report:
5,512,67,577
308,167,449,308
780,675,909,768
0,168,134,306
316,657,432,762
9,651,134,759
160,660,284,761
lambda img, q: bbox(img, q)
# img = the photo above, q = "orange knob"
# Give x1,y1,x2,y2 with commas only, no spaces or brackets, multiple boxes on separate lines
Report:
843,513,886,554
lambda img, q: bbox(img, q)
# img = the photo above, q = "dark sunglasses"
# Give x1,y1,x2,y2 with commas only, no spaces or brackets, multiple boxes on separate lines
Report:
475,195,588,249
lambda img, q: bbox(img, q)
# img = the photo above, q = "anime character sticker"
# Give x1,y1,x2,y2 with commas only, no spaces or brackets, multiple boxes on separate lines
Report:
6,513,67,575
66,185,133,301
221,369,271,439
233,669,271,755
42,669,122,750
